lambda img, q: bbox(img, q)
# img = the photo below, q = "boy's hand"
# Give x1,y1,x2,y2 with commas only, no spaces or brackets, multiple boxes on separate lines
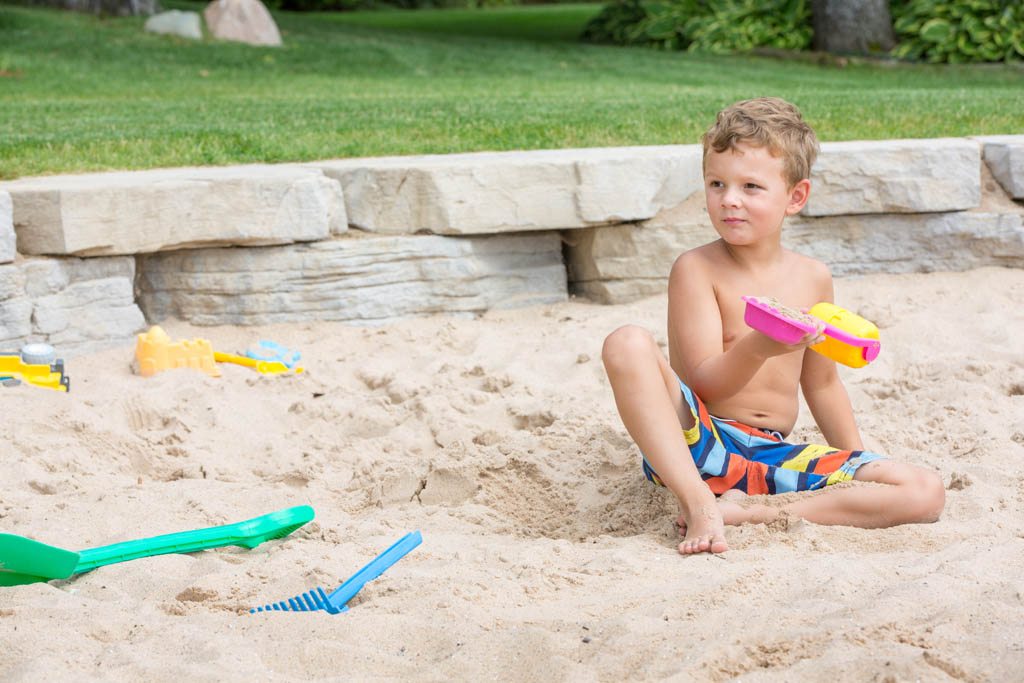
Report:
749,322,826,359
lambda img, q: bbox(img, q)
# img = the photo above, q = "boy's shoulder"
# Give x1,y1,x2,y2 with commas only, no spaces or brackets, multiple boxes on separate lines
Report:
670,241,833,290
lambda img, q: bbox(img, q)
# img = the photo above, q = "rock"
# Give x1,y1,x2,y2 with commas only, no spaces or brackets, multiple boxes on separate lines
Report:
804,138,981,216
0,256,146,355
144,10,203,40
311,146,704,236
785,211,1024,276
566,212,1024,304
565,222,707,304
975,135,1024,199
2,165,345,257
0,191,13,264
203,0,282,47
136,233,568,325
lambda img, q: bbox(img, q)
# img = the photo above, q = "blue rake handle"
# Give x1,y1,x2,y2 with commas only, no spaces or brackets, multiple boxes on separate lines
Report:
251,530,422,614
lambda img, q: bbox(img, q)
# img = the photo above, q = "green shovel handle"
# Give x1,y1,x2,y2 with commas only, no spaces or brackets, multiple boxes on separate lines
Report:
74,505,314,573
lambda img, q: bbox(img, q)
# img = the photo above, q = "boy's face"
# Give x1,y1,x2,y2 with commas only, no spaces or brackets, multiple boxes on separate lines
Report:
703,142,809,247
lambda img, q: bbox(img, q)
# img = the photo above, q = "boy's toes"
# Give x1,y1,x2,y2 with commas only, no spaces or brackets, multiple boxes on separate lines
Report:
678,534,729,555
709,534,729,554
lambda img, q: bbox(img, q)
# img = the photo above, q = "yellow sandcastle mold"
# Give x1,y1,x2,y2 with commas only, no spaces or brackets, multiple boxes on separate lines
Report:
135,325,221,378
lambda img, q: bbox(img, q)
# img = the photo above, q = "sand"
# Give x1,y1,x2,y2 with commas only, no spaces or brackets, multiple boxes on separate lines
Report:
1,266,1023,682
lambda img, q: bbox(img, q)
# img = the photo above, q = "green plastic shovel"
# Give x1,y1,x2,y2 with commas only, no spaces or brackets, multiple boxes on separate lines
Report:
0,505,314,587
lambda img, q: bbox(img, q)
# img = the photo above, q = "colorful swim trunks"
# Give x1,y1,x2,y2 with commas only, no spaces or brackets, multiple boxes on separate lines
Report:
642,377,883,495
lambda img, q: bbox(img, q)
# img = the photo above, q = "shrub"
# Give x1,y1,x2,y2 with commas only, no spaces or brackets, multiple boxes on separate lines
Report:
891,0,1024,63
579,0,652,46
581,0,812,54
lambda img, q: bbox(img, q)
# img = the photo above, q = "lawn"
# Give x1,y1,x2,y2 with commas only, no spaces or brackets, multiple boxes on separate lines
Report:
1,2,1022,179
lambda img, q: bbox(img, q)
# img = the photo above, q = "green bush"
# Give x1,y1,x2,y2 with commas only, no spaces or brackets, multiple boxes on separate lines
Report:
891,0,1024,63
581,0,812,53
579,0,652,45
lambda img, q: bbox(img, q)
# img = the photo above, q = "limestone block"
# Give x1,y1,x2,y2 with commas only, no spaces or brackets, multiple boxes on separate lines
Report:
137,233,568,326
566,212,1024,304
204,0,282,47
2,165,345,257
785,212,1024,275
0,265,31,344
974,135,1024,199
144,10,203,40
312,146,704,236
564,223,708,304
0,256,146,355
805,139,981,216
0,191,13,264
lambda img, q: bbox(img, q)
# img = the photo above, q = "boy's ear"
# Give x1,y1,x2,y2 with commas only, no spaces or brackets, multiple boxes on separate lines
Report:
785,179,811,215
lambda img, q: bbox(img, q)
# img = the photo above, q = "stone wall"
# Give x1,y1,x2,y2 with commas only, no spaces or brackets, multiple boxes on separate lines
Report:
1,136,1022,356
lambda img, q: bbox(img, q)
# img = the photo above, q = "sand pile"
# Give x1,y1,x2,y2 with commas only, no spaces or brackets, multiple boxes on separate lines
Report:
1,267,1022,681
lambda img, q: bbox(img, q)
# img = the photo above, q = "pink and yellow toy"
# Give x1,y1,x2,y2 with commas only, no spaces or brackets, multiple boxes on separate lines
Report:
742,297,881,368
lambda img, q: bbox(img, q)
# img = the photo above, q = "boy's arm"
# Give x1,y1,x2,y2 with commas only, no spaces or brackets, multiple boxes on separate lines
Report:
801,351,864,450
799,276,865,450
667,251,820,404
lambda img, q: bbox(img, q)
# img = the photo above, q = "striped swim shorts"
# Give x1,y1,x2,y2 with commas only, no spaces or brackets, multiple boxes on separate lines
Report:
642,376,884,495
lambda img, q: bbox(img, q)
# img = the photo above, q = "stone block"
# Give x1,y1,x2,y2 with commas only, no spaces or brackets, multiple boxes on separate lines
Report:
144,10,203,40
312,146,704,236
785,212,1024,275
975,135,1024,199
137,233,568,325
0,257,146,355
564,222,708,304
0,191,13,264
566,212,1024,304
2,165,345,257
805,138,981,216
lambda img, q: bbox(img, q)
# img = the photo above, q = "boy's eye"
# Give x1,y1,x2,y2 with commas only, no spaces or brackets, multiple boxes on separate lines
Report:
745,183,761,190
709,181,723,188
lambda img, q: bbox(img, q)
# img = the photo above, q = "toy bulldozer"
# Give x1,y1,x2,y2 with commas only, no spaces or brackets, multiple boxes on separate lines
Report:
0,343,70,392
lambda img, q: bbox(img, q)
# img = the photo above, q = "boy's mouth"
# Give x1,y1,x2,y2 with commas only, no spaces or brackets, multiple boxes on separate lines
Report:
723,217,745,225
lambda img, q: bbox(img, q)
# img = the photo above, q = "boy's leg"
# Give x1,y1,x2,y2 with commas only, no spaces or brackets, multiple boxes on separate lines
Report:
602,325,728,554
783,460,944,527
719,460,945,528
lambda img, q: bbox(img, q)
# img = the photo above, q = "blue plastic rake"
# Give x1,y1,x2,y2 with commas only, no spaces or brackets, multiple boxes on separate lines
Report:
251,530,422,614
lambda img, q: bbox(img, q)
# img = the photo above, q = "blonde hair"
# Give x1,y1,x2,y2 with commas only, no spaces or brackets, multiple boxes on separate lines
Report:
702,97,819,187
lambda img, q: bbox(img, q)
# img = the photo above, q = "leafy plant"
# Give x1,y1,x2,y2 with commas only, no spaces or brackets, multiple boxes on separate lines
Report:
682,0,811,53
579,0,651,46
581,0,812,53
891,0,1024,63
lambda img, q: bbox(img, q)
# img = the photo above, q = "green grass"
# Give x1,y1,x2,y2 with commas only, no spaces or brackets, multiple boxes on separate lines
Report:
1,2,1022,179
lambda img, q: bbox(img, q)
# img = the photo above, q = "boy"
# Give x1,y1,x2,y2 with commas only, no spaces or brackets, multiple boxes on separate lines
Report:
601,97,944,555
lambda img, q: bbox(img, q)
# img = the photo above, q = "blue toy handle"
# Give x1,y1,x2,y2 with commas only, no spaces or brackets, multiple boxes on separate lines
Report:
325,531,422,611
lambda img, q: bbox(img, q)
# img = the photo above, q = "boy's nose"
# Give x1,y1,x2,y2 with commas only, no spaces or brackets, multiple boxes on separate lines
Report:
722,188,742,207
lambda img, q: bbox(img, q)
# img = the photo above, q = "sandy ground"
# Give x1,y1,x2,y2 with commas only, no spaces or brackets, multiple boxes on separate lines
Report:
1,266,1023,682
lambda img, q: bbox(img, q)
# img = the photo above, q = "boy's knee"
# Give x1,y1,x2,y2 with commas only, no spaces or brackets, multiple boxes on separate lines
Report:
602,325,656,369
908,469,945,523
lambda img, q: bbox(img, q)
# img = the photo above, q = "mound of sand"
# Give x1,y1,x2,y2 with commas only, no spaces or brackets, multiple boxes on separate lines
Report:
1,267,1022,680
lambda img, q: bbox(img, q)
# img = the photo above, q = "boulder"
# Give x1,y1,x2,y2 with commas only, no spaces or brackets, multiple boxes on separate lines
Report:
804,138,981,216
785,211,1024,276
136,233,568,326
2,165,345,257
0,256,146,355
144,10,203,40
203,0,282,47
566,212,1024,304
974,135,1024,200
311,146,704,236
0,191,13,264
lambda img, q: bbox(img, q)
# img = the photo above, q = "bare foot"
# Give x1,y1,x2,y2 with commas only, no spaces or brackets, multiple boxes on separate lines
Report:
677,494,728,555
677,494,779,534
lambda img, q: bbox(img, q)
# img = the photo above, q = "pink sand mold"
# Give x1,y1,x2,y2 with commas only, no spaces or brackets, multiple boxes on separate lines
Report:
741,296,818,344
741,296,881,363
